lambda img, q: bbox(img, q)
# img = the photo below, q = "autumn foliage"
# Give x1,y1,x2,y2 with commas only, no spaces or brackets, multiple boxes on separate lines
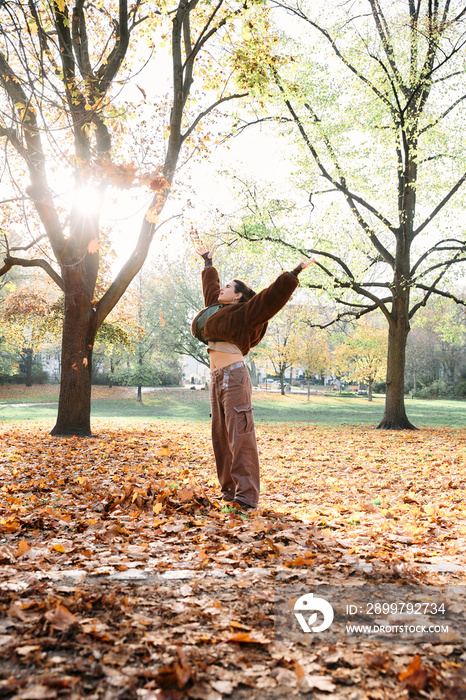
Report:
0,421,465,697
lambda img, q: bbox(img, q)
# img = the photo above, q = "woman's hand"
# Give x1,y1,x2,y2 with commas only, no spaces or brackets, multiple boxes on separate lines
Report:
291,258,317,277
300,258,317,269
196,246,214,260
196,245,215,268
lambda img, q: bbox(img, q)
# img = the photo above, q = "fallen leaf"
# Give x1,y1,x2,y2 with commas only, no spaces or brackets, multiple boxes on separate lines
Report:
14,539,31,557
44,604,77,632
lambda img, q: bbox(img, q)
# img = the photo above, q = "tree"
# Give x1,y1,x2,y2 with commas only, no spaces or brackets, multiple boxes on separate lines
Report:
334,324,387,401
254,307,301,394
0,0,254,435
112,268,183,400
407,295,466,395
0,288,54,386
295,326,330,400
233,0,466,428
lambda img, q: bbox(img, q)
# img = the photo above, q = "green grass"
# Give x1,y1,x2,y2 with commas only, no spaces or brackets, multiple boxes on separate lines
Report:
0,386,464,428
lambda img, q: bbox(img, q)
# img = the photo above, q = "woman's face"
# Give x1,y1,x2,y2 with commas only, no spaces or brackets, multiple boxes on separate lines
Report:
218,280,241,304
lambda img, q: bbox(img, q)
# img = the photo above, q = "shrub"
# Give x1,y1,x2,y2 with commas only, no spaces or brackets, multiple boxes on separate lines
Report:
415,379,450,398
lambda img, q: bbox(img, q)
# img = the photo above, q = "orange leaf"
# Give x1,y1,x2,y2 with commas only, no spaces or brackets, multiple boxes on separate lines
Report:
149,176,169,192
87,239,99,254
14,539,31,558
145,207,159,224
179,487,194,502
227,631,271,644
399,655,436,691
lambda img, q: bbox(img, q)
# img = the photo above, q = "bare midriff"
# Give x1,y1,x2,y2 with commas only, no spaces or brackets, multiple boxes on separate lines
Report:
209,349,244,371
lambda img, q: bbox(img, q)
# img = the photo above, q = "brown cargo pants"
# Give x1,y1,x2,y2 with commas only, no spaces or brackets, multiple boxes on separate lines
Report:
209,362,259,507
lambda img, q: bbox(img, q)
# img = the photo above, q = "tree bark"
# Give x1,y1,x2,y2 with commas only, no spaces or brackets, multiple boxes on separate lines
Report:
24,348,33,387
377,308,417,430
51,267,97,436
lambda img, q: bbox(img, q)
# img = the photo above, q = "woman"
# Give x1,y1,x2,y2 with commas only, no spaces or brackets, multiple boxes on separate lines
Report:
192,246,315,511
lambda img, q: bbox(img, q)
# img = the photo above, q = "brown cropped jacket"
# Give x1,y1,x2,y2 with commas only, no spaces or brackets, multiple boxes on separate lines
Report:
191,266,300,356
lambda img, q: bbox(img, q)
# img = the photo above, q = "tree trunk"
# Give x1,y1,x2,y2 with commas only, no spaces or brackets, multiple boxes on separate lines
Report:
137,385,142,402
51,274,97,437
368,377,373,402
377,313,417,430
24,348,33,387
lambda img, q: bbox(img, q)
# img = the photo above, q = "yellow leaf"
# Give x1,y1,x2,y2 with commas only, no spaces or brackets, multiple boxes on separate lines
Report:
153,502,163,515
87,239,99,254
51,544,66,553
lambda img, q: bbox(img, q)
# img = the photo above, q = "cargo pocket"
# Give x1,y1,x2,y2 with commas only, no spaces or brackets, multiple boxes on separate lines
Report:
234,404,254,435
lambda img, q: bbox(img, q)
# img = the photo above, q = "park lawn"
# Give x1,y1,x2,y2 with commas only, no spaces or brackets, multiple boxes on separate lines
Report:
0,384,465,427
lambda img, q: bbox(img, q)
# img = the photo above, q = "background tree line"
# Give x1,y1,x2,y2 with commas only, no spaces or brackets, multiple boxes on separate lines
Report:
2,255,464,400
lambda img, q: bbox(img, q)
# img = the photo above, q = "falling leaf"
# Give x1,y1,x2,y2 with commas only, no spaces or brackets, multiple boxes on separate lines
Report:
136,84,147,99
149,175,169,192
87,239,99,254
160,311,165,327
145,207,159,224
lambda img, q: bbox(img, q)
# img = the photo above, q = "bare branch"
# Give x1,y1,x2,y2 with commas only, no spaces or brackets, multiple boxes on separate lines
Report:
302,300,388,329
0,256,64,290
420,92,466,135
183,92,248,141
272,1,395,113
413,169,466,237
10,235,48,252
278,89,396,266
411,237,466,276
410,283,466,316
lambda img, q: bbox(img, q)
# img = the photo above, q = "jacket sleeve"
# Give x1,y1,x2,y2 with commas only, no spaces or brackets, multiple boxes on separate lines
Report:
201,266,221,306
243,272,299,328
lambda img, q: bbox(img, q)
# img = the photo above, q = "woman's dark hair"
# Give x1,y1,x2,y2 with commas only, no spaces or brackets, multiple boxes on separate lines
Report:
233,279,256,303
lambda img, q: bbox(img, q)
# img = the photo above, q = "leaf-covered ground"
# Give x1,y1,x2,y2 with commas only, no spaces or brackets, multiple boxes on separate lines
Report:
0,421,465,699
